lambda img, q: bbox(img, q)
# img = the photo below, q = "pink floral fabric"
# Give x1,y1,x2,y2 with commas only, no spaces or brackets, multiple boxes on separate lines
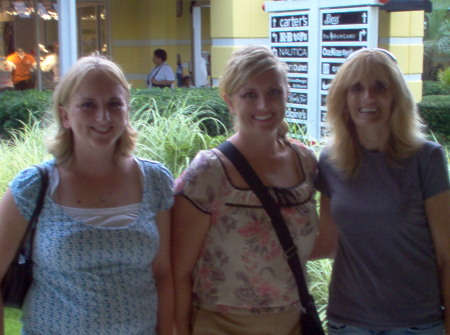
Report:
175,141,319,314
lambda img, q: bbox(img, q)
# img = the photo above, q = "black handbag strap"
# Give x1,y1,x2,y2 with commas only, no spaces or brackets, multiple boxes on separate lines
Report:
22,164,49,260
216,140,315,314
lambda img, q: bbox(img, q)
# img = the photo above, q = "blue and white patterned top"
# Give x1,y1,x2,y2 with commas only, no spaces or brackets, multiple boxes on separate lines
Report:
10,157,174,335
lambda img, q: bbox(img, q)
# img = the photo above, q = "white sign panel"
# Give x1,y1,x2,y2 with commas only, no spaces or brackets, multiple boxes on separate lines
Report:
269,4,379,139
270,11,311,131
319,7,378,136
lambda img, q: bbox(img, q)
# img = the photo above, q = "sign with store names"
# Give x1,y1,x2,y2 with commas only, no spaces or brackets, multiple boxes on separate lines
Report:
319,7,373,135
270,11,310,125
268,4,377,137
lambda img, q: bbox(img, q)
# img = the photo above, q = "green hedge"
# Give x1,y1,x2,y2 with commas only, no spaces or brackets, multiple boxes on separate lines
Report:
418,95,450,140
0,88,231,138
423,81,450,96
1,88,448,142
0,90,52,136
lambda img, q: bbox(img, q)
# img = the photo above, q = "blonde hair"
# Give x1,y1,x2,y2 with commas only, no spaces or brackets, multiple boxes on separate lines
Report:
219,45,290,142
326,48,426,178
46,56,138,164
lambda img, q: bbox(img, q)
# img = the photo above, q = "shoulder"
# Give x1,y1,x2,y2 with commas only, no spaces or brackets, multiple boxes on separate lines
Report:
175,149,222,191
288,138,318,164
184,150,221,176
135,157,174,210
416,140,448,168
418,140,444,154
163,63,173,69
135,157,173,183
10,160,54,191
10,160,54,215
409,140,447,167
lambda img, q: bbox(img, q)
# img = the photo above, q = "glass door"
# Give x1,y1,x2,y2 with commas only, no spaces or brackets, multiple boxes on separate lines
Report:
77,2,108,57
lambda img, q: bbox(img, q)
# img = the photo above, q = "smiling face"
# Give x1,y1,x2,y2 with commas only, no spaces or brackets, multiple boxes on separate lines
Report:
59,70,129,156
224,69,288,137
346,72,394,138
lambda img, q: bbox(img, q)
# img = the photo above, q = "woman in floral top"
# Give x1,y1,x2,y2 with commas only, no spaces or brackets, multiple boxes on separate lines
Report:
172,45,319,335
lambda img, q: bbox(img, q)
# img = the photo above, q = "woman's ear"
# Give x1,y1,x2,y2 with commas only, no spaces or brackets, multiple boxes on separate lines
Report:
59,105,71,129
223,94,235,114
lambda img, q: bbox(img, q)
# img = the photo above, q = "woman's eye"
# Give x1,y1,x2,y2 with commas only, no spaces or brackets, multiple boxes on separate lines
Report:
242,92,256,99
349,83,363,92
374,81,387,92
81,101,94,108
270,88,281,95
110,100,124,108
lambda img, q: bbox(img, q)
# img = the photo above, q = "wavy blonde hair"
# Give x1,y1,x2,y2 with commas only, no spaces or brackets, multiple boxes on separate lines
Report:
46,55,138,164
219,45,290,143
326,49,426,178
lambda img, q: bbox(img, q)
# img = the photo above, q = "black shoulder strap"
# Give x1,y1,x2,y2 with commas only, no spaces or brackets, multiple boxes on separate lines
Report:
216,141,314,312
23,165,49,260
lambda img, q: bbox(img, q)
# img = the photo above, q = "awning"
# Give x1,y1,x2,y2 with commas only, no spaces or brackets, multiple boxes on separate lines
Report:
381,0,432,13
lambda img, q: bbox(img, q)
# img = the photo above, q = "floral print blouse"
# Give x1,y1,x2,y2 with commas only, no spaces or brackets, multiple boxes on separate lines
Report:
174,140,319,315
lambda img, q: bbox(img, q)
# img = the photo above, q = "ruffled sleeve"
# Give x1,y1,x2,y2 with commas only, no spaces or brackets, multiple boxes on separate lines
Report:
174,150,224,214
9,162,52,221
138,158,174,211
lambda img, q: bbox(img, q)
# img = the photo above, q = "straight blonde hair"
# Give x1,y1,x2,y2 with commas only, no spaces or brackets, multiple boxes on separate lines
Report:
326,49,426,178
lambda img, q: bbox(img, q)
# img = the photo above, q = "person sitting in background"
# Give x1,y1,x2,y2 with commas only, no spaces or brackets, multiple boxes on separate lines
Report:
0,55,174,335
181,75,194,88
147,49,175,89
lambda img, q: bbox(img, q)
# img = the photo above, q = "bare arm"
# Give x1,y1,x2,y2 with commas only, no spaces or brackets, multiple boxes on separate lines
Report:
151,78,174,86
0,189,29,335
426,190,450,334
309,194,338,260
172,196,210,335
153,209,175,335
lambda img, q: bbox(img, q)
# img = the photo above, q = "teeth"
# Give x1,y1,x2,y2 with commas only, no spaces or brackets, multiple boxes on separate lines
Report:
254,114,272,121
360,108,377,113
94,127,111,133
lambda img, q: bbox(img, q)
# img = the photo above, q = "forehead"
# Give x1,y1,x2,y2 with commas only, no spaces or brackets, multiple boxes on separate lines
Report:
84,69,122,88
70,70,127,100
348,65,391,86
239,69,285,89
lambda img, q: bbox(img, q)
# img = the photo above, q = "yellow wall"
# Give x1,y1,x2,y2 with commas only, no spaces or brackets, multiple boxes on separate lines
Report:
210,0,268,80
106,1,425,95
378,10,425,101
110,0,178,88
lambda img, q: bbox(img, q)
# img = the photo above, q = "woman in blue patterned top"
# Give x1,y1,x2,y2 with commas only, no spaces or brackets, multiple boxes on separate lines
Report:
0,56,174,334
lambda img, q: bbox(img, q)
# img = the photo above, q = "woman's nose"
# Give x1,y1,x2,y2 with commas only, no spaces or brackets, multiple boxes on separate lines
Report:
95,107,111,121
256,96,269,110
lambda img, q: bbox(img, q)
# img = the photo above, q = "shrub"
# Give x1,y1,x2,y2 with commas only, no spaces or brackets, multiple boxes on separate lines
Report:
418,95,450,141
422,80,450,96
131,87,230,136
0,88,231,139
437,67,450,86
131,98,228,177
0,90,52,137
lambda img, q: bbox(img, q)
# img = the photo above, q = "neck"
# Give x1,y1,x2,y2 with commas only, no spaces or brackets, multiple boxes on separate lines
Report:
229,131,283,158
67,148,126,176
357,127,390,152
